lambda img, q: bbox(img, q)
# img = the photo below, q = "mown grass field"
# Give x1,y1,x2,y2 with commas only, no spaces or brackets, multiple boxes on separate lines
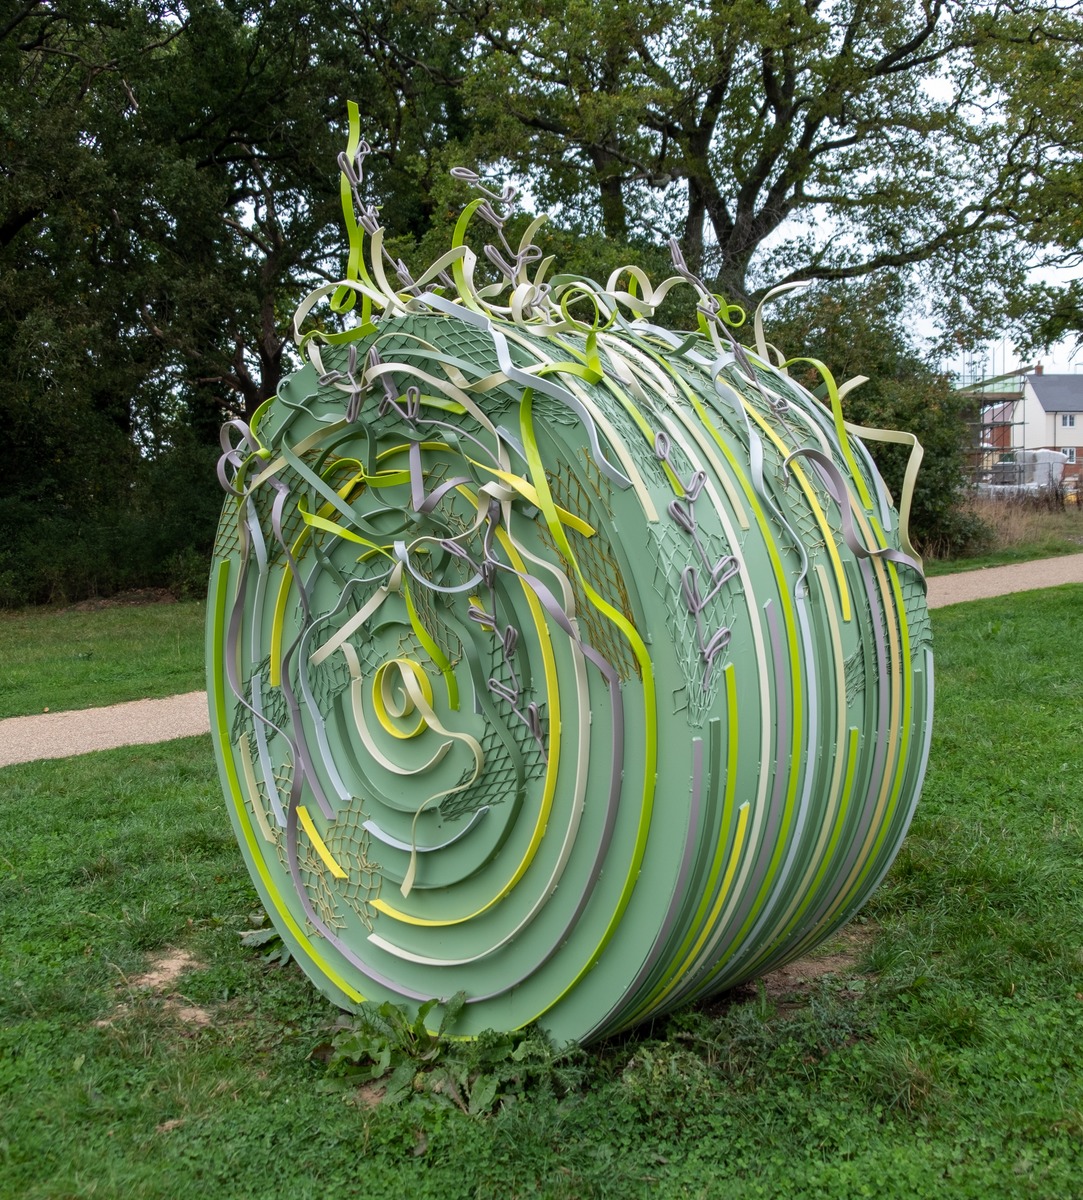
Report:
0,600,206,718
1,585,1081,1198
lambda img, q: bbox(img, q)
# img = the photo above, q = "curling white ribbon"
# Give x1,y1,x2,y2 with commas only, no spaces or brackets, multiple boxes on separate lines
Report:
339,646,484,898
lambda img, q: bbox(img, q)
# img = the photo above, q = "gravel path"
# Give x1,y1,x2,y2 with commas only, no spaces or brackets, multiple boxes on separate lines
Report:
924,552,1083,608
1,554,1080,768
0,691,211,768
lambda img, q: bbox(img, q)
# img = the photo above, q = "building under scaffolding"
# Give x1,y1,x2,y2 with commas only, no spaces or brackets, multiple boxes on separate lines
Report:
956,365,1031,486
956,364,1080,492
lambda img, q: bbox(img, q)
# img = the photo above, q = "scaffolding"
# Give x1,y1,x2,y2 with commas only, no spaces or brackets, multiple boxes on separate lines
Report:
955,365,1032,487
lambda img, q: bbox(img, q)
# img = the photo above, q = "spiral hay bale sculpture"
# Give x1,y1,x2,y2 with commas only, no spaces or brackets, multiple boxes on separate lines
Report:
208,109,933,1045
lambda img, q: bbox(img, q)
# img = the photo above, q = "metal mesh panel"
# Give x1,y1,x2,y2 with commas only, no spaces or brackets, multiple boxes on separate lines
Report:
324,807,383,932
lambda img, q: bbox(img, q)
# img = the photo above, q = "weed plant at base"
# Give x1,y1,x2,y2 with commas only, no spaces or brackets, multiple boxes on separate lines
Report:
1,587,1082,1198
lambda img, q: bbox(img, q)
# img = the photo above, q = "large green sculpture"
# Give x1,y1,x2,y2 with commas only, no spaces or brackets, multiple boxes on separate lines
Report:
207,108,932,1045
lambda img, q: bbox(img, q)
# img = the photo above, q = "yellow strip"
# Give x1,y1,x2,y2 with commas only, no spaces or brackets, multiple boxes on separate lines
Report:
209,561,363,1002
639,801,751,1016
269,536,302,688
656,369,800,975
371,658,432,738
623,664,741,1022
784,356,875,512
609,336,750,529
547,335,685,496
743,402,852,623
518,388,660,1025
268,453,384,686
778,725,861,963
700,588,805,986
837,519,915,896
402,581,460,712
815,513,904,917
501,326,659,522
747,563,850,951
467,460,597,536
694,491,808,988
371,492,561,926
297,805,348,880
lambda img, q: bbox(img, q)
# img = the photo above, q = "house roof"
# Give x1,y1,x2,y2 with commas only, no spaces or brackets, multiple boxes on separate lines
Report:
1026,373,1083,413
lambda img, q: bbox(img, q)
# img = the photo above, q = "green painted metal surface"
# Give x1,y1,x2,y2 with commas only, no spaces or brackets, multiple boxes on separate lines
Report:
206,131,933,1045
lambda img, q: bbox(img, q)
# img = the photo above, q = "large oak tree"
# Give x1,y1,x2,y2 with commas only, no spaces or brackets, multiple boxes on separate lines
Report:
390,0,1063,333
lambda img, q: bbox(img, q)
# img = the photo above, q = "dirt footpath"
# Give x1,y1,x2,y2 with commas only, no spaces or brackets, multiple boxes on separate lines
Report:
0,691,211,768
924,552,1083,608
1,555,1079,768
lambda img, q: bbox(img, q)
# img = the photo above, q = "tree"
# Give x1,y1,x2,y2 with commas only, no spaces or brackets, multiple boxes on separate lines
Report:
966,1,1083,354
0,1,467,601
382,0,1057,330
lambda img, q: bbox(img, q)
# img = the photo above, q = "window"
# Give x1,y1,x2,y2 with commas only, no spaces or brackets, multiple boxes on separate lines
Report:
1067,448,1077,465
1062,413,1077,428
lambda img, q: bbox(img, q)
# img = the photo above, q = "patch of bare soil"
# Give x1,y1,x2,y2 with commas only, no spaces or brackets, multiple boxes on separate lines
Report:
95,948,211,1029
68,587,177,612
758,921,878,998
129,948,200,991
714,923,878,1018
760,923,877,1002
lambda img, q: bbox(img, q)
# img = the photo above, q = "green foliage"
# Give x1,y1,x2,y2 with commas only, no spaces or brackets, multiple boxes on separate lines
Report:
969,8,1083,353
318,995,587,1114
1,1,457,605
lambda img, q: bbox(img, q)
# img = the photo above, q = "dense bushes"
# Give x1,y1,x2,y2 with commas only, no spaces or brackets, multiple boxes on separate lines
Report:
0,437,220,608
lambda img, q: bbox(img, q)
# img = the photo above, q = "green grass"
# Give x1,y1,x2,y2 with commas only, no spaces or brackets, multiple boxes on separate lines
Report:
0,601,206,717
1,587,1082,1198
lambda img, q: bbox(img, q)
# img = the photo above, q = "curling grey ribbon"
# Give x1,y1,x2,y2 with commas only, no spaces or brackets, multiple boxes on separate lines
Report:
654,431,739,687
413,291,634,490
217,418,263,498
217,425,319,822
783,447,924,578
640,327,812,602
450,165,551,304
693,339,814,601
467,601,547,759
224,476,335,823
666,237,786,417
340,141,423,295
318,342,365,422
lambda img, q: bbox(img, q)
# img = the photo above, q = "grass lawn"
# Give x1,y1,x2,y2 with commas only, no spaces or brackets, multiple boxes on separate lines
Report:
0,601,206,717
1,585,1081,1198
